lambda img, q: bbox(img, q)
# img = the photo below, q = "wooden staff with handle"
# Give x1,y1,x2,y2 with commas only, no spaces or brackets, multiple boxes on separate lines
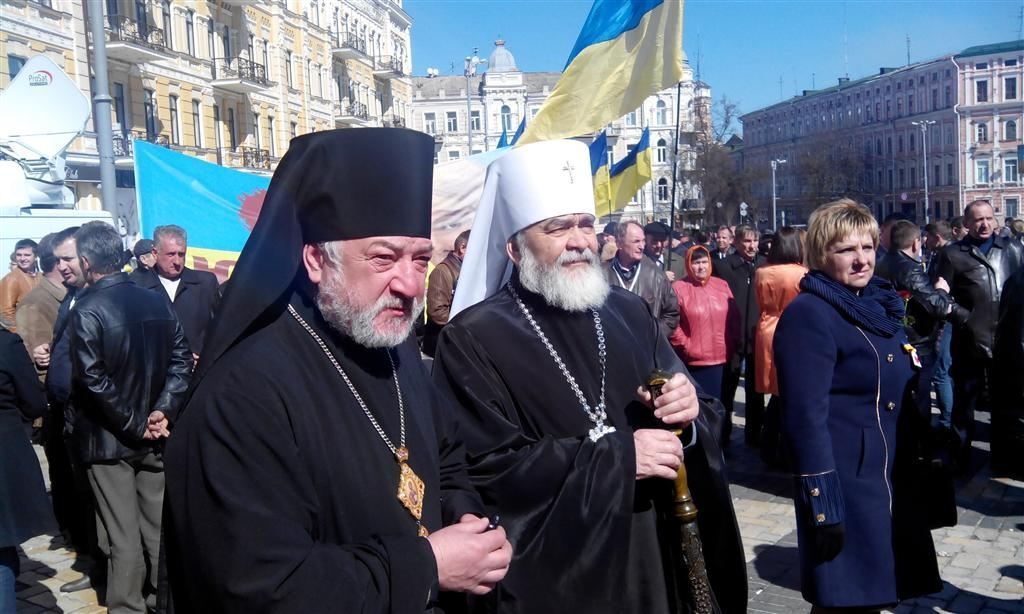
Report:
647,369,721,614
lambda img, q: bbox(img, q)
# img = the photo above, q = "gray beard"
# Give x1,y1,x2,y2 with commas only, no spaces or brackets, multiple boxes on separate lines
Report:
315,263,423,349
518,246,610,312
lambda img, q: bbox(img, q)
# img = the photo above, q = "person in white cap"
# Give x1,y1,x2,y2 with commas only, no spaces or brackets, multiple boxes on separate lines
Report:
432,140,747,614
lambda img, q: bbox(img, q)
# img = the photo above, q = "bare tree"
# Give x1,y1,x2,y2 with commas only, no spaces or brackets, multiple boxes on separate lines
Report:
711,95,740,143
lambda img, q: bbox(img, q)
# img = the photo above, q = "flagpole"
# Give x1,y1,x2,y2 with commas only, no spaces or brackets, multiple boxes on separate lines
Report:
667,80,682,269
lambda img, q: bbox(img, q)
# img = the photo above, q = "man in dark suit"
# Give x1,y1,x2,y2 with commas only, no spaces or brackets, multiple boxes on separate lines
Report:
131,225,218,360
643,222,686,281
713,224,766,447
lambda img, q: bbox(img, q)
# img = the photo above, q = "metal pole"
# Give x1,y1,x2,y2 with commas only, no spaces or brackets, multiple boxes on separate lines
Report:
771,160,778,231
667,81,682,270
465,60,472,154
87,0,118,222
922,123,930,224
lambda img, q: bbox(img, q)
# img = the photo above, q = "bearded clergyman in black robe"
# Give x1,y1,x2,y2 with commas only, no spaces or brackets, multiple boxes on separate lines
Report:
163,129,512,613
432,140,747,613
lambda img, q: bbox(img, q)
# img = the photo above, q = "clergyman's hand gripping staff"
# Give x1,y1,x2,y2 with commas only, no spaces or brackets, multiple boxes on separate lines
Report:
646,370,721,614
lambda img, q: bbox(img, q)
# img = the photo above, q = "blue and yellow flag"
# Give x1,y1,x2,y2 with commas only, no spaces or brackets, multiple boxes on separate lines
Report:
497,126,509,148
609,128,652,212
509,118,526,146
135,141,270,281
518,0,683,145
589,131,612,217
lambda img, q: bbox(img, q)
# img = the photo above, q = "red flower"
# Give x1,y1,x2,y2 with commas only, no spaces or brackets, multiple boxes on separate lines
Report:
897,290,912,301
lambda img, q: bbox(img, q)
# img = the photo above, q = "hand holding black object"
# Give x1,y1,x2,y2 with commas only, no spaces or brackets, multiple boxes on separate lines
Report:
812,522,844,563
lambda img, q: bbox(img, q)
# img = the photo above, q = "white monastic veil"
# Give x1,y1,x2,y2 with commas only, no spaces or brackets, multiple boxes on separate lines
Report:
449,139,597,319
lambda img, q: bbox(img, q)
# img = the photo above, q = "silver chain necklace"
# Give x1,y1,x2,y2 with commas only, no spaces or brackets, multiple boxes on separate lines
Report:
507,283,615,442
287,304,430,537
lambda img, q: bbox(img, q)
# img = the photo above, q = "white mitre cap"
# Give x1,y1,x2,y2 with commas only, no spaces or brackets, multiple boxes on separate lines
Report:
449,139,596,319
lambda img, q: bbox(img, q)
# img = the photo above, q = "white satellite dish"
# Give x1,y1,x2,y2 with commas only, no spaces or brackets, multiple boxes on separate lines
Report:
0,55,90,161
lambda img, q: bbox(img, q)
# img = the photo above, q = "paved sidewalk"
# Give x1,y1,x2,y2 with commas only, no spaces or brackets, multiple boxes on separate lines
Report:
14,406,1024,612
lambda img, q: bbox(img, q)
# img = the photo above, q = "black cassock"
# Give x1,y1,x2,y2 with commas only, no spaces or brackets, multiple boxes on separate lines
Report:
164,294,483,613
433,278,747,614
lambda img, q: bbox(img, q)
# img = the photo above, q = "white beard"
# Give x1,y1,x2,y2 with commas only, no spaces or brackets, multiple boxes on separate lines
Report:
316,262,423,349
518,245,610,312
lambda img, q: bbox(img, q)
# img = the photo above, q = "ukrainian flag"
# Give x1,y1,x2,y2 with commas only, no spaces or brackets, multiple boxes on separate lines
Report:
589,131,613,217
518,0,683,145
609,128,652,212
497,126,509,148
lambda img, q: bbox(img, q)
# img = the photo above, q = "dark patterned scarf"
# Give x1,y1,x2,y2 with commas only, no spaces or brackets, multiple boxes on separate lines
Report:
800,270,905,337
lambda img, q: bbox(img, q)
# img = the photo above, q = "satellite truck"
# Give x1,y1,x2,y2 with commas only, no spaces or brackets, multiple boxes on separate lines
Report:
0,55,115,260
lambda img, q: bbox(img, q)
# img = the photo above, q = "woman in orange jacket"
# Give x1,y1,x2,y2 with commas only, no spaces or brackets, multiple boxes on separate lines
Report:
753,227,807,464
670,245,740,415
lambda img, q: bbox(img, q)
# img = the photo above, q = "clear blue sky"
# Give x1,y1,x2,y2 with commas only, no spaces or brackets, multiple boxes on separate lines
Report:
406,0,1023,124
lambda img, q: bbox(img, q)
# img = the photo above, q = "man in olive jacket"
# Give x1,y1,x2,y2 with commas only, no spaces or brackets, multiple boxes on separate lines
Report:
603,219,679,337
422,230,469,357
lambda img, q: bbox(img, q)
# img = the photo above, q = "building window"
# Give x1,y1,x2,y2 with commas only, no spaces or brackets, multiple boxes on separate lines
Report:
977,122,988,143
909,132,915,151
213,104,222,149
501,105,512,131
1006,158,1019,183
907,93,914,113
946,162,954,185
222,25,231,58
268,117,275,157
112,82,126,133
1007,120,1018,141
898,168,905,189
446,111,458,132
945,125,953,145
898,134,904,153
910,167,916,188
656,99,668,125
262,41,270,76
1006,197,1020,218
625,111,637,126
286,51,293,87
227,107,236,149
934,164,940,185
162,0,173,50
944,86,951,107
310,0,319,26
976,80,988,103
448,150,461,161
290,122,297,139
144,89,157,140
976,62,988,69
424,112,436,134
253,113,260,149
1008,59,1019,67
1005,77,1018,100
471,110,481,131
657,178,669,202
186,10,195,55
876,138,882,155
192,100,201,147
606,145,614,166
887,136,892,155
207,18,215,58
7,53,28,79
169,95,180,145
655,138,667,163
976,159,990,184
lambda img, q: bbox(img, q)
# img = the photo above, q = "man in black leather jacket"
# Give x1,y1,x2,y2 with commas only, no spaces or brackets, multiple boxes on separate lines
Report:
68,222,192,613
993,266,1024,478
935,201,1024,465
604,220,680,337
876,220,953,423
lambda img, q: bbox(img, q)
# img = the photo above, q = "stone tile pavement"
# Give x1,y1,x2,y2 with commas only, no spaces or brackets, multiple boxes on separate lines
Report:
14,403,1024,612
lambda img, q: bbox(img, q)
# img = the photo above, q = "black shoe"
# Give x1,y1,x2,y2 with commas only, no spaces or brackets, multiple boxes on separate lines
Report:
59,575,93,593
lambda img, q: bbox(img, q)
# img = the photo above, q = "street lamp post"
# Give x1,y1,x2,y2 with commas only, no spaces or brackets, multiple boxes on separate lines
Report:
911,120,936,224
464,49,486,155
771,158,787,230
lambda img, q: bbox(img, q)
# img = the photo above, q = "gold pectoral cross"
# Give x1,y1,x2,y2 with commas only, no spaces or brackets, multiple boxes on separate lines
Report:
395,447,428,537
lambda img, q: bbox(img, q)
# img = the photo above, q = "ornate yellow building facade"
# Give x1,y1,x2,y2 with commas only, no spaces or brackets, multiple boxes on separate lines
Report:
1,0,412,226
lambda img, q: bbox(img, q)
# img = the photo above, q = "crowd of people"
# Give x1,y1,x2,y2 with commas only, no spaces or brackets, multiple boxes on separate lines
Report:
0,127,1022,614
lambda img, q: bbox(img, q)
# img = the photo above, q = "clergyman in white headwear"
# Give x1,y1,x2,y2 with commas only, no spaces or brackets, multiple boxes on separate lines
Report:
432,140,747,614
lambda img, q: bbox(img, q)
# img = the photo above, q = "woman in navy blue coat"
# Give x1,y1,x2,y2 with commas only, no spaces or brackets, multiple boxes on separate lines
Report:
775,199,942,610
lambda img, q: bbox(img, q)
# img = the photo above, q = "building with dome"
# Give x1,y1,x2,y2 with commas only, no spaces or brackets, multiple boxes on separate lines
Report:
411,39,712,224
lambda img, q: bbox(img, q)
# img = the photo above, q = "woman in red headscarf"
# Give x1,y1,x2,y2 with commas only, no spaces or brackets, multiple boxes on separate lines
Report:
670,245,739,447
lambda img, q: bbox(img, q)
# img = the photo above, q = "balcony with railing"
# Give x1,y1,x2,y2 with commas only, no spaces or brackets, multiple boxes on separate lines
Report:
334,101,373,127
211,57,271,94
219,146,272,171
90,16,171,63
331,32,372,65
373,56,405,79
111,131,170,157
384,115,406,128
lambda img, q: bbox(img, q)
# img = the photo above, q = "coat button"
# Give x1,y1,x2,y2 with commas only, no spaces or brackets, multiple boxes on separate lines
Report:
810,488,821,497
816,513,826,523
886,354,894,363
886,401,896,411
